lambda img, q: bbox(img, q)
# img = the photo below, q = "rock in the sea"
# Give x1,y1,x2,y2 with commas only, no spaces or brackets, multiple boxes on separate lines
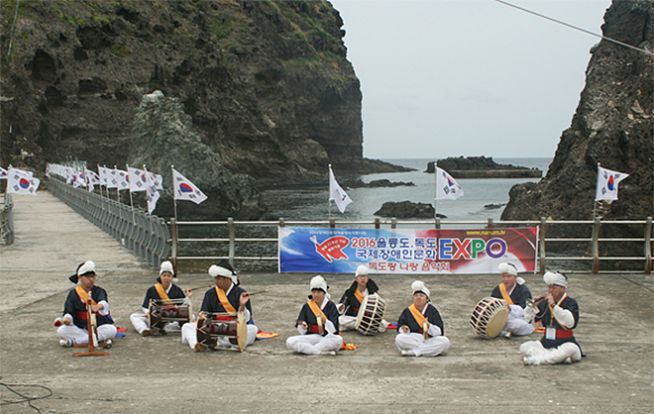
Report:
374,201,446,219
346,179,415,188
484,203,506,210
426,158,541,178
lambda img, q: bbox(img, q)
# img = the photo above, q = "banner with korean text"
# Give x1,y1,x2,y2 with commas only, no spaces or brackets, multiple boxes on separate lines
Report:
279,227,538,274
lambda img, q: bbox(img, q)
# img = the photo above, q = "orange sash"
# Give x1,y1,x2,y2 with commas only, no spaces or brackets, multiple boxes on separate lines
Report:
75,286,97,305
307,299,327,322
154,283,171,302
353,288,365,305
408,304,427,328
498,283,514,305
215,287,237,314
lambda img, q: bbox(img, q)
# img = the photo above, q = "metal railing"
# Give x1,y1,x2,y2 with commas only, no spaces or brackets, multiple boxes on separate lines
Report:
48,178,170,266
0,193,14,245
170,217,653,274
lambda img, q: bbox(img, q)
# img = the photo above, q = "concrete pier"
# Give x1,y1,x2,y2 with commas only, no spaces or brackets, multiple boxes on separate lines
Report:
0,192,652,413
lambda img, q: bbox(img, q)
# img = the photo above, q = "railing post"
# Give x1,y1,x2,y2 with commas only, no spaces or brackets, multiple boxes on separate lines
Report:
374,217,380,230
487,218,494,229
329,218,336,228
434,217,441,229
228,217,235,267
645,216,652,275
591,217,601,274
391,217,397,229
278,217,285,228
170,218,178,269
539,217,546,274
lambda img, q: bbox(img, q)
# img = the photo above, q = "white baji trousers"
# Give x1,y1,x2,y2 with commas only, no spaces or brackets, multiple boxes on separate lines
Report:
502,305,535,336
520,340,582,365
57,324,117,345
286,333,343,355
130,311,181,334
181,321,258,350
395,333,450,357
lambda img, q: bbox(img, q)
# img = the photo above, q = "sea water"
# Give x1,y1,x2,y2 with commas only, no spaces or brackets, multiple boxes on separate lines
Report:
260,158,552,221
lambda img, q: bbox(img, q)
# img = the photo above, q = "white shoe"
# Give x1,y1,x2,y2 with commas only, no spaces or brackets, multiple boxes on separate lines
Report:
320,350,336,356
564,357,572,364
59,338,73,348
401,350,415,357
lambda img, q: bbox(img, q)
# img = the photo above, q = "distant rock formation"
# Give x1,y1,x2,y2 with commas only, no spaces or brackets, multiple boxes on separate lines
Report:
426,158,542,178
374,201,446,219
346,179,415,188
502,0,653,222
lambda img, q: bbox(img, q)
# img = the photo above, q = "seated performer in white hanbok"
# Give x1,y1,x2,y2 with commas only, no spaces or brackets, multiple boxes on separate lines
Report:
520,271,583,366
181,261,258,352
130,260,191,336
489,262,534,337
395,281,450,357
286,275,343,356
55,261,116,348
337,265,388,333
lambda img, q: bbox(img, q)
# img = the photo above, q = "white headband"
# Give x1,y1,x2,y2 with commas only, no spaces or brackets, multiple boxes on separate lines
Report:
543,271,568,288
77,260,96,276
208,265,238,284
498,262,518,276
310,275,328,292
411,280,430,299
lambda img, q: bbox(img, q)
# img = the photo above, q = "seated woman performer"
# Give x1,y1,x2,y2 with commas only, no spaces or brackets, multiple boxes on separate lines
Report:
337,265,388,333
286,275,343,356
130,260,191,336
395,281,450,357
489,262,534,337
55,260,117,348
181,261,258,352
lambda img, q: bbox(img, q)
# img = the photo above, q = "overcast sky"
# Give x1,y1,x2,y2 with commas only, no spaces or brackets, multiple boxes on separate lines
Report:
329,0,612,159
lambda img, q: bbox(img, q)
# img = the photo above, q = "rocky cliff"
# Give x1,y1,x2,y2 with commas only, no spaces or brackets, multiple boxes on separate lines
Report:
502,0,653,221
0,0,389,186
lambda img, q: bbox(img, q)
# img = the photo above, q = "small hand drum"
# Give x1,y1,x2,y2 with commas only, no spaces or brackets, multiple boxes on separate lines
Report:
148,298,190,333
469,297,509,339
196,312,248,352
354,293,386,336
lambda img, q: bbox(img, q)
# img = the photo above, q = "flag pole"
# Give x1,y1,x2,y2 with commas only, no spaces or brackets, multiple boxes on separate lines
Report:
96,164,104,199
592,162,600,220
126,163,136,224
328,164,332,221
171,164,178,223
433,160,439,221
114,165,121,203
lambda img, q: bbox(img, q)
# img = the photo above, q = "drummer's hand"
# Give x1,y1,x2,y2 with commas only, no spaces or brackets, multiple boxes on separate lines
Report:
298,321,308,330
91,304,102,313
337,303,345,313
399,325,410,334
185,289,193,298
239,292,250,306
198,311,208,319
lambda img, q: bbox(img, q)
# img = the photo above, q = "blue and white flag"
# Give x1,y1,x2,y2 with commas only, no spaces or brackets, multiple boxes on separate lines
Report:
172,168,207,204
595,165,629,201
7,168,39,195
435,166,464,200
